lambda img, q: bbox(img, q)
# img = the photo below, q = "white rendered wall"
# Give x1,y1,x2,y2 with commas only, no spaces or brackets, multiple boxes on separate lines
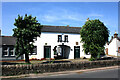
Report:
108,38,118,56
116,39,120,56
30,32,91,59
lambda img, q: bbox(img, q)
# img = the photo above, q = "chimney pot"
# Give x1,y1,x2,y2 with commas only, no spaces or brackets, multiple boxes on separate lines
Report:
114,32,118,38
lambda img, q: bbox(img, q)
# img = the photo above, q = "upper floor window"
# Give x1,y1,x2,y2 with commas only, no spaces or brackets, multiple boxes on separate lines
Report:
58,35,62,42
64,35,68,42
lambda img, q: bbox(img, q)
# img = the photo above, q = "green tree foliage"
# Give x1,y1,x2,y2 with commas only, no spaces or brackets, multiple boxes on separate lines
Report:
13,14,42,63
80,19,109,61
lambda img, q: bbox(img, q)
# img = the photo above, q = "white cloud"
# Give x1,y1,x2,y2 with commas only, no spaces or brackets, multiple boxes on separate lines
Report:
88,13,103,17
40,12,86,23
37,7,87,23
64,15,83,21
42,15,59,22
37,8,106,27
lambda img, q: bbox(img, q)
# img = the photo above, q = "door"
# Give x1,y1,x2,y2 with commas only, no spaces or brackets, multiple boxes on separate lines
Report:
106,48,108,55
44,46,51,58
74,46,80,59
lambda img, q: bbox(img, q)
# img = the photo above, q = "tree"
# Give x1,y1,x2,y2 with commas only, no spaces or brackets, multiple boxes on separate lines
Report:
80,19,109,61
13,14,42,63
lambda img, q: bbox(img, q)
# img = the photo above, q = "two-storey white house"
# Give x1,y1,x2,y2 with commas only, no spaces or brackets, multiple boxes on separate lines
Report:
105,32,120,57
1,26,120,61
29,25,91,60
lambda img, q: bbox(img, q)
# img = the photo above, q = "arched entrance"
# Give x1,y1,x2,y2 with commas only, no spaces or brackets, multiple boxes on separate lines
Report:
53,45,70,59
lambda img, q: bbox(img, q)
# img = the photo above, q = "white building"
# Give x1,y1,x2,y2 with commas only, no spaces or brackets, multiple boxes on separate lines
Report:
1,26,119,61
29,25,91,60
105,32,120,57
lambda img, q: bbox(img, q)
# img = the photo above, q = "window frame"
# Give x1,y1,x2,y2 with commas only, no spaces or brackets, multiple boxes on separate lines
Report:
2,46,8,56
9,46,15,56
64,35,68,42
29,46,37,55
58,35,62,42
2,45,15,57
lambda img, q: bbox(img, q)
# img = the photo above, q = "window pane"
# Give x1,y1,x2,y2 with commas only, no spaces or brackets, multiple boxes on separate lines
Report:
30,46,37,55
58,35,62,42
3,52,7,56
9,46,14,56
33,46,37,54
64,35,68,42
3,46,8,56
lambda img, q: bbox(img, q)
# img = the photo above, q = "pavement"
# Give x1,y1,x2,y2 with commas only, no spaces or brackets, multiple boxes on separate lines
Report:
0,66,119,79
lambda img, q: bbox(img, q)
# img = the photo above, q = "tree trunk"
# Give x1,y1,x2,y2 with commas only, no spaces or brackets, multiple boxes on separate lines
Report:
25,53,30,63
97,53,100,59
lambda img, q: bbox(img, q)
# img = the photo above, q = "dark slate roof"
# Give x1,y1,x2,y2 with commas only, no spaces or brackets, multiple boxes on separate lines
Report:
41,25,81,34
0,36,16,45
0,25,81,46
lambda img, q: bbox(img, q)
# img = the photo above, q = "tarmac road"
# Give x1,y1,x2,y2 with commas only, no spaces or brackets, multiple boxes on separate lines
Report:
42,68,119,78
2,67,119,80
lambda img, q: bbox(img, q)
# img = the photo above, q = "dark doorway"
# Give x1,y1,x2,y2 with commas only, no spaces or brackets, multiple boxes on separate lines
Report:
54,45,70,59
44,46,51,58
74,46,80,59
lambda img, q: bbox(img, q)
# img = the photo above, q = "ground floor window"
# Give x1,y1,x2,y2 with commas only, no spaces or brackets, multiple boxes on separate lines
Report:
2,45,15,57
9,46,14,56
3,46,8,56
29,46,37,55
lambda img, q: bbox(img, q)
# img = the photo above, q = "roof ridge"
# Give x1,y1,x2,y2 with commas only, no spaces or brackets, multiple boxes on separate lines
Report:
43,25,81,28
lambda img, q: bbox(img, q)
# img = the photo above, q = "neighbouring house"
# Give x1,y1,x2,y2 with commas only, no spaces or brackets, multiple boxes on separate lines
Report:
0,36,24,61
105,32,120,57
0,29,2,60
0,30,23,61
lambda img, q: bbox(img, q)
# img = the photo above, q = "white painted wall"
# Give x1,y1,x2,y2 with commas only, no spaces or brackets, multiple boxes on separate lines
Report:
105,38,120,56
116,38,120,56
29,32,91,59
108,38,117,56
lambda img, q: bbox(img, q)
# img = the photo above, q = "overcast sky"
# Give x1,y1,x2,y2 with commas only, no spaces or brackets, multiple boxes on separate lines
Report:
2,2,118,40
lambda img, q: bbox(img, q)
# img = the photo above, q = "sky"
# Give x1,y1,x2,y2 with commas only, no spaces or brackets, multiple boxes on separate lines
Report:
1,2,119,40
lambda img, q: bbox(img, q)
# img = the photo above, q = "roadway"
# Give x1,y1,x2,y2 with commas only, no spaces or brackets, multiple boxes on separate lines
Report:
2,67,119,80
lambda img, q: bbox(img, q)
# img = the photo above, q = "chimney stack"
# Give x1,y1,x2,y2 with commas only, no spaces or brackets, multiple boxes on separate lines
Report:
86,18,89,21
114,32,118,38
67,25,69,27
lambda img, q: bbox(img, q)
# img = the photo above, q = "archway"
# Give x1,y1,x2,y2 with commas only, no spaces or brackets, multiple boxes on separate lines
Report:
53,45,70,59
